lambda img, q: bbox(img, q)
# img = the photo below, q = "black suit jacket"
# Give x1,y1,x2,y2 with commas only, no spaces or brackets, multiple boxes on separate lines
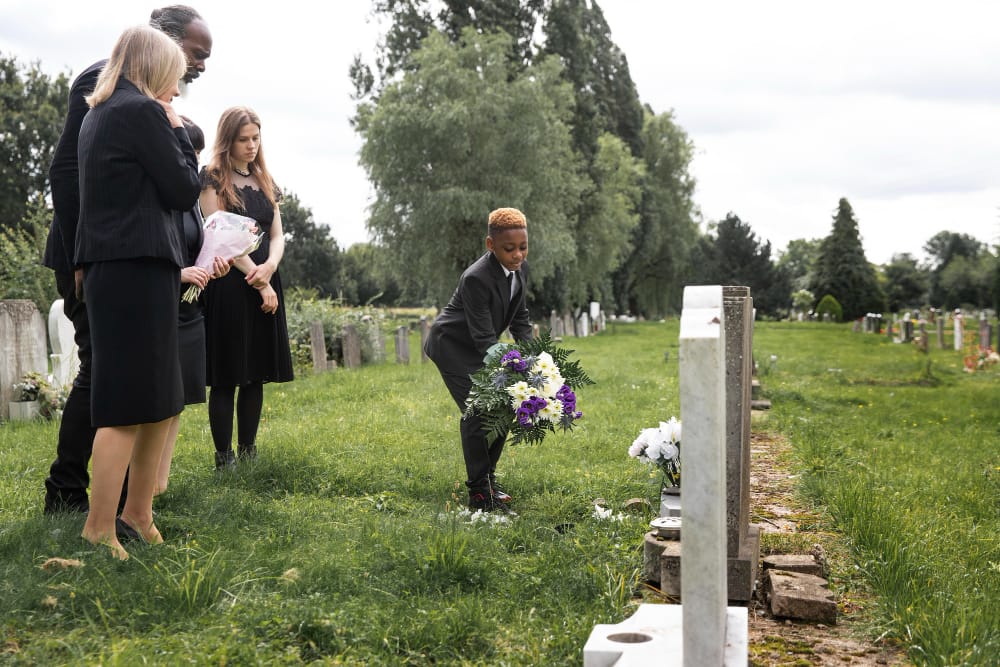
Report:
43,59,104,274
424,252,533,376
74,77,199,267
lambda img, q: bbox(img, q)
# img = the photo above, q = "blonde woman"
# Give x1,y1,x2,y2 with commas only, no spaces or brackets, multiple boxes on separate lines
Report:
200,107,294,470
75,25,201,559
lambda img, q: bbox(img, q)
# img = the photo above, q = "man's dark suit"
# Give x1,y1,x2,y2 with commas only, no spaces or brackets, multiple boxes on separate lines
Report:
423,251,532,491
41,60,105,513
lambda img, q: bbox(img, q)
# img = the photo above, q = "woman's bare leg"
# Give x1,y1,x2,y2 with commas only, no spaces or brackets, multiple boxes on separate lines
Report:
81,425,137,560
119,417,174,544
155,415,181,496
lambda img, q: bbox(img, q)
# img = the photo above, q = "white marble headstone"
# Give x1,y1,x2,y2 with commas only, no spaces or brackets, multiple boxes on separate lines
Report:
48,299,79,388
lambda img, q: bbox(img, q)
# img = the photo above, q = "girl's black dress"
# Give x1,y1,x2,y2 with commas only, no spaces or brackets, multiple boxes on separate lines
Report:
178,207,207,404
202,180,294,387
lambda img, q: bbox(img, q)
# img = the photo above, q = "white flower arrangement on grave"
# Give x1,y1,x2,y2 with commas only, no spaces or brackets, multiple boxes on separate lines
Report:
11,371,67,420
628,416,681,488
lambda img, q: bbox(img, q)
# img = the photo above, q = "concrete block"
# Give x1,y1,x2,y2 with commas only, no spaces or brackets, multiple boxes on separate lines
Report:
765,570,837,624
762,554,824,578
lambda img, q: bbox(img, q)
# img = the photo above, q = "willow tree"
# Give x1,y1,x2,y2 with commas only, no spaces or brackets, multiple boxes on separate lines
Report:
613,110,698,316
355,28,584,305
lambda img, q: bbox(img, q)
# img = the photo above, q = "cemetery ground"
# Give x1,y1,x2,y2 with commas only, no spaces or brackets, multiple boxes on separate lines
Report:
1,321,997,665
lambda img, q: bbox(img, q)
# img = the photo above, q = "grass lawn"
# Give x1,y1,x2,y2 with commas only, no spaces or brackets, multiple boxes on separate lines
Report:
1,320,997,665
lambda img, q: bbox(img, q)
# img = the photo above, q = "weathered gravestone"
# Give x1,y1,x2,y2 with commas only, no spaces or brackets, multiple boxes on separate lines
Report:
936,315,945,349
419,316,430,362
954,312,963,351
562,312,575,338
310,321,329,373
1,300,48,420
979,313,991,350
584,285,747,666
549,310,563,338
578,311,591,337
342,324,362,369
394,326,410,364
48,299,79,388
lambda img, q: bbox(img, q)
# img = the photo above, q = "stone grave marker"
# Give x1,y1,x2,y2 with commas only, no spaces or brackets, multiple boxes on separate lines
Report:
583,285,747,666
309,321,329,373
48,299,79,388
394,325,410,364
979,313,991,349
549,310,562,337
562,312,575,337
937,316,945,349
643,287,761,603
720,286,761,601
342,324,362,369
954,311,963,351
1,300,48,420
578,311,591,337
419,316,430,362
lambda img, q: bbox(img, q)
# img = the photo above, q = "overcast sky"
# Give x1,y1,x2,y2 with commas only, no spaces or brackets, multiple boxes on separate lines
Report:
3,0,999,265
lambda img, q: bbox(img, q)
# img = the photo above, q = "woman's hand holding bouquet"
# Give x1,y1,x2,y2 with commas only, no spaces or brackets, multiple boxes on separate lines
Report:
181,211,263,303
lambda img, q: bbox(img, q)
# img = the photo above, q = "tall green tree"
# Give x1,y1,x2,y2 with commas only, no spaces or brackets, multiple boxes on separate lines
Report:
541,0,644,159
0,54,68,231
936,252,996,309
0,196,58,310
350,0,543,102
881,252,928,312
777,238,821,292
565,132,643,307
810,198,885,320
355,28,584,306
440,0,544,67
612,110,698,316
923,231,986,307
342,242,404,306
278,191,345,299
691,212,788,317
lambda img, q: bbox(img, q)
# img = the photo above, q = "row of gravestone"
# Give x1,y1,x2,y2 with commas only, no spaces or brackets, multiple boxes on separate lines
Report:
0,300,79,421
1,298,608,417
308,306,607,373
859,311,997,350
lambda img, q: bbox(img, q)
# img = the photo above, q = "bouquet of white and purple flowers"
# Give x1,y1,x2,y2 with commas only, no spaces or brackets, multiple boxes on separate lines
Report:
465,332,594,446
629,417,681,487
181,210,263,303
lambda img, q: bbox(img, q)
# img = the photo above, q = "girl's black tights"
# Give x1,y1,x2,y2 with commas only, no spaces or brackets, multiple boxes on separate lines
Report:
208,383,263,453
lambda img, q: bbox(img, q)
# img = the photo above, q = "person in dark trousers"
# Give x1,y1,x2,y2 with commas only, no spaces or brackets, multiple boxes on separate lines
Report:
41,5,212,527
155,116,230,495
423,208,532,512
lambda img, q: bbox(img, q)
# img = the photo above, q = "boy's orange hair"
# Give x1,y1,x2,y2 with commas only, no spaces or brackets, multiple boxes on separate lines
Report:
488,207,527,232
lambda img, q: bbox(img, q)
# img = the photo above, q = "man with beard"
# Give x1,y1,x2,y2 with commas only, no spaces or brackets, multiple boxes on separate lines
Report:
41,5,213,533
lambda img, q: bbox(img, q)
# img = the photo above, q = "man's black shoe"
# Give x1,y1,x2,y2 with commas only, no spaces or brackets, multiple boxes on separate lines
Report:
468,491,510,513
115,518,141,542
490,483,512,504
